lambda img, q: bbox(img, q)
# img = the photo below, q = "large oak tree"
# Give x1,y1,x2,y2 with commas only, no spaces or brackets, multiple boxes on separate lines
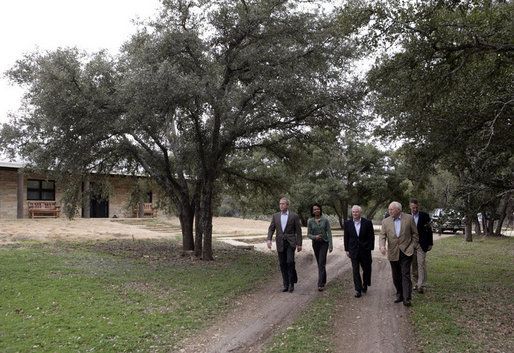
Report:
1,0,365,258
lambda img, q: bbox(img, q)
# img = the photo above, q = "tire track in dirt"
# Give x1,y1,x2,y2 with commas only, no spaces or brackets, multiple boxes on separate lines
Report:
331,256,415,353
331,233,453,353
176,247,352,353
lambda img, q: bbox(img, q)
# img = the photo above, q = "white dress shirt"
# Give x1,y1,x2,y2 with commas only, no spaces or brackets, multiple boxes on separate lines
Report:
394,215,402,237
353,218,361,237
280,211,289,232
413,212,419,225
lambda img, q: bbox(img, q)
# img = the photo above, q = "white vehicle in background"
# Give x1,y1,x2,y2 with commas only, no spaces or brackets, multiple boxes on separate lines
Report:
431,208,465,234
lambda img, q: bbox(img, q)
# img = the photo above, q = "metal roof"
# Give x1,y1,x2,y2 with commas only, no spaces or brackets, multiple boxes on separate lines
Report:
0,160,149,178
0,161,25,169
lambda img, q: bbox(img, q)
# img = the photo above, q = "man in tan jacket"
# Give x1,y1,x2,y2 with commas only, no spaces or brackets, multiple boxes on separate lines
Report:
380,201,419,306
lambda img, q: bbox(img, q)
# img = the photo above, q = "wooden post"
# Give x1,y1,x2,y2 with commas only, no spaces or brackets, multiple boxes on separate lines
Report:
17,172,24,219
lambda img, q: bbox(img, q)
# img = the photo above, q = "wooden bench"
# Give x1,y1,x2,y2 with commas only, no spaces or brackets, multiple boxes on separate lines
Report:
133,203,157,218
28,201,61,219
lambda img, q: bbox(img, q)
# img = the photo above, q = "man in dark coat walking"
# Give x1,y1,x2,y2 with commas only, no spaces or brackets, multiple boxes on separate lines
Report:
267,197,303,292
344,205,375,298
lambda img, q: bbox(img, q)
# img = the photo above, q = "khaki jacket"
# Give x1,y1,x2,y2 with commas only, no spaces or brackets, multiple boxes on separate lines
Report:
379,213,419,261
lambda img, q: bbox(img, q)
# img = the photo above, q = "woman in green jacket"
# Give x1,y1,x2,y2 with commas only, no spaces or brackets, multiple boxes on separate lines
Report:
307,203,333,291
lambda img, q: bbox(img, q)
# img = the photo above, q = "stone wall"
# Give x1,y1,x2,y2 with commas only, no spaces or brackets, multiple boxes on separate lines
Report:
91,175,161,218
108,176,135,218
0,169,18,219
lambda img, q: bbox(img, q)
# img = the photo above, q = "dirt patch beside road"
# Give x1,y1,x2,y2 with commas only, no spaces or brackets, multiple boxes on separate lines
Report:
0,218,180,245
0,216,271,245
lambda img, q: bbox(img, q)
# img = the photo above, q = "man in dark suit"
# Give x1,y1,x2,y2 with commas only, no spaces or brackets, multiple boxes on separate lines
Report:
267,197,303,292
344,205,375,298
409,198,433,294
379,201,419,306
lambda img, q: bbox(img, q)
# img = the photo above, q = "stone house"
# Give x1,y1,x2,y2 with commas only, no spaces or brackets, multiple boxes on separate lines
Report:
0,161,160,219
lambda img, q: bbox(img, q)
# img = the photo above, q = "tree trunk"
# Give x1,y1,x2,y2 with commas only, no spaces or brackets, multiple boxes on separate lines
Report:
366,199,386,221
495,214,506,236
494,192,511,236
337,214,344,229
329,200,343,229
473,214,482,235
162,184,195,254
481,210,494,236
178,206,195,254
341,199,349,222
194,194,203,258
507,195,514,229
138,202,145,218
334,198,348,228
299,214,308,227
486,216,494,236
200,179,214,261
464,215,473,242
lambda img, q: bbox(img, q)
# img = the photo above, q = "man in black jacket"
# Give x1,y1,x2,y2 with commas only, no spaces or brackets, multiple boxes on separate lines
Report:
344,205,375,298
409,198,433,294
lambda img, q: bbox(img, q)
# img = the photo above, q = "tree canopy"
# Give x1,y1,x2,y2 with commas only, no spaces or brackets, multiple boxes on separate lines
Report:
1,0,366,258
366,0,514,240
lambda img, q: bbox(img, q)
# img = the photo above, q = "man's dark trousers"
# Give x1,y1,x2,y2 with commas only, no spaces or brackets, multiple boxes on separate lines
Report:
278,241,296,288
351,250,372,292
390,250,412,300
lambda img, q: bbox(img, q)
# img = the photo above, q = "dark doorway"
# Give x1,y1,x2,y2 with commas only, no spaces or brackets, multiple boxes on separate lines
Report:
90,196,109,218
88,182,109,218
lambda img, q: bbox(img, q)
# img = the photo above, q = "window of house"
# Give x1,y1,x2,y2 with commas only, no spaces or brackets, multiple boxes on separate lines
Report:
146,192,153,203
27,179,56,200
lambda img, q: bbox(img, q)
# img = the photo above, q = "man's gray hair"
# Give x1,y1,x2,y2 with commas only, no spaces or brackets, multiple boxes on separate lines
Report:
389,201,402,211
351,205,362,212
280,197,290,205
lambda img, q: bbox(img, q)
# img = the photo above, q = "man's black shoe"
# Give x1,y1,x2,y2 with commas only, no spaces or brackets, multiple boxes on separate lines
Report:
354,291,362,298
362,285,368,293
282,287,289,292
288,284,294,293
403,300,412,307
394,297,403,303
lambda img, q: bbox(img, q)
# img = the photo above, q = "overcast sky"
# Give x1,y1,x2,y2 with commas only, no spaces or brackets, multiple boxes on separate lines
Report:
0,0,161,124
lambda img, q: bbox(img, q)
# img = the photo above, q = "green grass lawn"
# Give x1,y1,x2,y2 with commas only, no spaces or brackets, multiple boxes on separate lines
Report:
411,235,514,353
0,239,275,353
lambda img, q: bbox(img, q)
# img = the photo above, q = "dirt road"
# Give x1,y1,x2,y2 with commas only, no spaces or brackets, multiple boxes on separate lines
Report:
178,233,426,353
176,227,421,353
331,257,415,353
177,246,353,353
